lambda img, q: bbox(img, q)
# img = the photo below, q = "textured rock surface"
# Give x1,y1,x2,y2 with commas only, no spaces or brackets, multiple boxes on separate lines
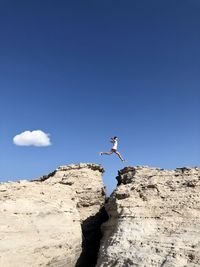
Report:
0,163,105,267
41,163,106,222
96,166,200,267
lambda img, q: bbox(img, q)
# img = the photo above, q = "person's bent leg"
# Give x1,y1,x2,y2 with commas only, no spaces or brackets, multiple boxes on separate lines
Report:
115,151,124,161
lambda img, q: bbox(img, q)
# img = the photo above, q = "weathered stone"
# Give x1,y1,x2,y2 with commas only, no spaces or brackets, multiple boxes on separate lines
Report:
0,163,106,267
1,164,199,267
96,166,200,267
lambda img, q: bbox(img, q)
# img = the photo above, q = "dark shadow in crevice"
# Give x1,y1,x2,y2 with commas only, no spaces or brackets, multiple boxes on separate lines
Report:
75,206,109,267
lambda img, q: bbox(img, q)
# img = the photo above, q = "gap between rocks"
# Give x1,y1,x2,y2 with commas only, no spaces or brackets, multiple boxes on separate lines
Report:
75,206,109,267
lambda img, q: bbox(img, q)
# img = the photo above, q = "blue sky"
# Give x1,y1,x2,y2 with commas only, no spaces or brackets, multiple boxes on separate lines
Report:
0,0,199,194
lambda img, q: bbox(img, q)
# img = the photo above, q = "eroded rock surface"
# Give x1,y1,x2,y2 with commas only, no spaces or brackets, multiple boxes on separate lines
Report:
96,166,200,267
0,163,106,267
41,163,106,222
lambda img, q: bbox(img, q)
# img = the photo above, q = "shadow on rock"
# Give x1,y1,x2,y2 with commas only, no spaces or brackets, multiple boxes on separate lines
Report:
75,207,109,267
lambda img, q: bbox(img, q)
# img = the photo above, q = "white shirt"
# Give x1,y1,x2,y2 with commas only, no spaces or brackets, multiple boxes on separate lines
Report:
112,139,118,150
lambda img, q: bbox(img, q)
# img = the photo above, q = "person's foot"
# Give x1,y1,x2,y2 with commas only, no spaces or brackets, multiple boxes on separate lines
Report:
99,152,102,155
122,159,125,162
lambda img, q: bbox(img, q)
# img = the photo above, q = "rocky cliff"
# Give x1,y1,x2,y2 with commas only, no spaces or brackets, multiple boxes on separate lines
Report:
0,163,106,267
1,164,200,267
96,166,200,267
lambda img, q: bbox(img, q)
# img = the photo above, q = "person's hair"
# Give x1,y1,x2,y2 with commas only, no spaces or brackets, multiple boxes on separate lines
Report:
113,136,117,139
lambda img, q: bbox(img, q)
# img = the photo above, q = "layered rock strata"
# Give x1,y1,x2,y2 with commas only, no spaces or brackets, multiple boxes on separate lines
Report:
96,166,200,267
0,163,106,267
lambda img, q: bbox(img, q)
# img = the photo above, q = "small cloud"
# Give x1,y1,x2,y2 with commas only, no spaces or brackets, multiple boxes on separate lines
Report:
13,130,51,147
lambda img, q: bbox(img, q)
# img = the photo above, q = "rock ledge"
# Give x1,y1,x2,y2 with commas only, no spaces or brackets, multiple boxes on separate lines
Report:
97,166,200,267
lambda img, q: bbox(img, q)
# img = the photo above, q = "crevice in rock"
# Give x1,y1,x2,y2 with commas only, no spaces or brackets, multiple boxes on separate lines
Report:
75,206,109,267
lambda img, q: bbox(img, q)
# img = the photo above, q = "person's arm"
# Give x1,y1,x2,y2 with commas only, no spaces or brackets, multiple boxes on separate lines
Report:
110,137,114,143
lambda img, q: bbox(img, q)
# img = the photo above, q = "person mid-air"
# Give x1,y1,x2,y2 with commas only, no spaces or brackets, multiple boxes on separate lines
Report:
99,136,125,162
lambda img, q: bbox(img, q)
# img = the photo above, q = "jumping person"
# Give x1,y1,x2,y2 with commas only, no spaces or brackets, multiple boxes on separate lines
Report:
99,136,125,162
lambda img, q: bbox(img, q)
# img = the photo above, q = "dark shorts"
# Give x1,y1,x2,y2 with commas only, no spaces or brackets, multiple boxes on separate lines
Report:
111,148,117,152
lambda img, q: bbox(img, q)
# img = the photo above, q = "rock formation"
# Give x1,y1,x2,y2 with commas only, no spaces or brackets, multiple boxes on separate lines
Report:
1,164,200,267
96,166,200,267
0,163,106,267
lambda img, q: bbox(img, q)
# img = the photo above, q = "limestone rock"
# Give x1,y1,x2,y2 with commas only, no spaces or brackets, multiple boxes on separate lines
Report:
96,166,200,267
0,163,105,267
41,163,106,222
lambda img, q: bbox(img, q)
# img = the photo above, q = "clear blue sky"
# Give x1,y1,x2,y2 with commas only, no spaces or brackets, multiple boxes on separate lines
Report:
0,0,199,194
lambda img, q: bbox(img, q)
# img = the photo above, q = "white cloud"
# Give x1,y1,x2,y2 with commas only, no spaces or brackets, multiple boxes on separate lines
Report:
13,130,51,147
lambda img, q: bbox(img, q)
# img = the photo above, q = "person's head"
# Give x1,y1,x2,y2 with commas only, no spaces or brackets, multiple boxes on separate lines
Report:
113,136,118,140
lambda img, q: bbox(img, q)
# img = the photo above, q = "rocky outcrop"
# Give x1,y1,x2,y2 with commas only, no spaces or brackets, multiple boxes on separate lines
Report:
0,163,106,267
1,164,200,267
96,166,200,267
40,163,106,223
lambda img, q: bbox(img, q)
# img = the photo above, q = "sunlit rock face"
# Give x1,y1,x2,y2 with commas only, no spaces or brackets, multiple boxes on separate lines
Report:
0,163,106,267
1,164,199,267
96,166,200,267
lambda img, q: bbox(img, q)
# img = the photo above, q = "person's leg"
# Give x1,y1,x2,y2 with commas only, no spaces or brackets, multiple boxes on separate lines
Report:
100,151,113,155
115,151,125,161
